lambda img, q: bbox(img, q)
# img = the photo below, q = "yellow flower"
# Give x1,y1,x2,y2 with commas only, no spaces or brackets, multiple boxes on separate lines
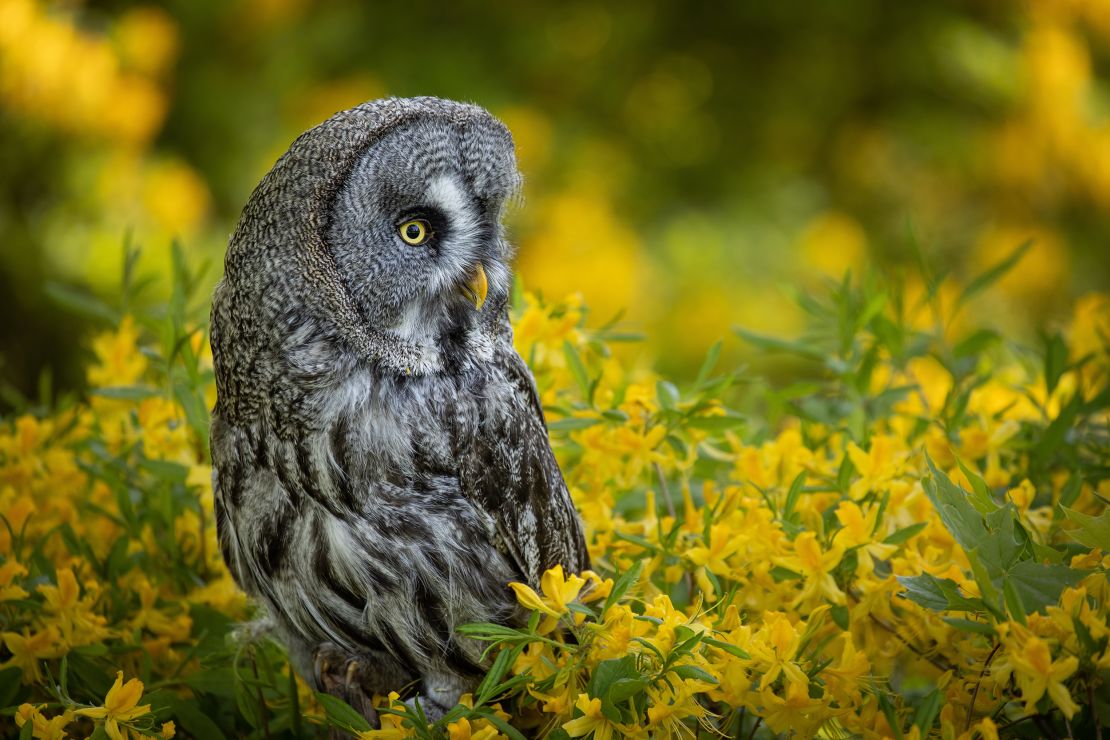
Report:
1009,635,1080,718
161,720,176,738
2,627,64,683
87,315,147,388
75,671,152,740
358,691,410,739
0,559,29,601
759,678,828,736
562,693,618,740
15,703,74,740
774,532,846,606
508,564,587,630
686,523,744,576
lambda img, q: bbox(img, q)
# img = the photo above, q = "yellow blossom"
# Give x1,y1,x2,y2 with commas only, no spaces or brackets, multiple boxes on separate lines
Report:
562,693,618,740
1008,634,1080,718
75,671,152,740
15,703,74,740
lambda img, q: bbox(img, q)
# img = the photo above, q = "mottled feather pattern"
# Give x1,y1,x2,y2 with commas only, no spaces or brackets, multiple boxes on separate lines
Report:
210,97,588,717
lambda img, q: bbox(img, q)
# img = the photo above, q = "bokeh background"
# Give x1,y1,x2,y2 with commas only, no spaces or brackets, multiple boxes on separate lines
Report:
2,0,1109,407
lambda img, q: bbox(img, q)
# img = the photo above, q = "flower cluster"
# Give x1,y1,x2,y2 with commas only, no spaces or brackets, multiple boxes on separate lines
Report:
0,259,1108,738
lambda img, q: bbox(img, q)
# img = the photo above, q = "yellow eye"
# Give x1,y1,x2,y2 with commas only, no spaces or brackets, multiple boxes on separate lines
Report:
399,219,431,246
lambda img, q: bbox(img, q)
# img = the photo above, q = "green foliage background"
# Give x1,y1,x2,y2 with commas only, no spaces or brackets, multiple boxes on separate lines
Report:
2,0,1110,402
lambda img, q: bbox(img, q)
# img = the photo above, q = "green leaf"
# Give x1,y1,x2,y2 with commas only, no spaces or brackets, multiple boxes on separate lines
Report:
954,458,997,514
1063,506,1110,550
703,636,750,660
547,416,601,432
657,380,680,411
957,239,1031,308
695,340,722,387
1005,561,1089,614
1043,331,1069,396
475,644,520,702
913,689,943,733
922,457,987,553
672,664,717,684
563,341,592,402
897,574,987,613
162,695,228,740
183,669,236,698
883,522,927,545
474,710,528,740
89,385,159,400
734,328,825,360
782,471,806,522
236,678,264,729
588,656,641,723
0,666,24,708
686,412,745,431
44,281,119,322
608,677,648,704
589,656,640,702
604,560,643,615
316,692,373,733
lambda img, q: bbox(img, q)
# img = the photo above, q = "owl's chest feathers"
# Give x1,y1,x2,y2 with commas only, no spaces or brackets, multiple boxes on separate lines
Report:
313,351,516,489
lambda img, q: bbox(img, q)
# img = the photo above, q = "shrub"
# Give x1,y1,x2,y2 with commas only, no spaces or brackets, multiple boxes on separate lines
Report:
1,249,1108,739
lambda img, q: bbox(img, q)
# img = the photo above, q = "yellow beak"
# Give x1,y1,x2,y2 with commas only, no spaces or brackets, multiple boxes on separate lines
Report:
459,263,488,311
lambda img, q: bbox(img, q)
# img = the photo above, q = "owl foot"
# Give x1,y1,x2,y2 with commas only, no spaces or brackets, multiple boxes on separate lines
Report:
313,646,379,733
403,671,473,723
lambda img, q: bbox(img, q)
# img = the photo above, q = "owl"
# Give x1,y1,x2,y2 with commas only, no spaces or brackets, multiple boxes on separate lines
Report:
209,97,589,723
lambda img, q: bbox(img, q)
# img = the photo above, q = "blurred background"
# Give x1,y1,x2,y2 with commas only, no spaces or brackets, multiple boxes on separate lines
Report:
1,0,1109,406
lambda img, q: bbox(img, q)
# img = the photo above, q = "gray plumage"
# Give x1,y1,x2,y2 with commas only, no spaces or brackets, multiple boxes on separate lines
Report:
209,96,589,721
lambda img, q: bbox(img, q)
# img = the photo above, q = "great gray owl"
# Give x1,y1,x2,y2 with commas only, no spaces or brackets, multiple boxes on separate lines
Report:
209,96,589,723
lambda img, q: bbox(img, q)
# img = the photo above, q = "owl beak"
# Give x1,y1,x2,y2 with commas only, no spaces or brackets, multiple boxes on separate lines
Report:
459,263,488,311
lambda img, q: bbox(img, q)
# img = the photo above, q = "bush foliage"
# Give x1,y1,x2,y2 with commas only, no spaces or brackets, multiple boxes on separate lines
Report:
1,248,1108,739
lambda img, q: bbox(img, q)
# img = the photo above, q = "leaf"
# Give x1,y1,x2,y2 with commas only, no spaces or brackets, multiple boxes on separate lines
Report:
734,328,825,360
1005,560,1089,614
897,574,986,613
0,666,24,709
686,412,745,431
656,380,680,411
883,522,927,545
957,239,1031,308
547,417,601,432
921,457,987,553
695,340,722,387
1003,579,1027,625
162,695,227,740
954,458,997,514
703,636,751,660
1042,331,1069,396
588,656,640,702
89,385,159,401
672,665,717,684
563,341,592,402
781,471,806,522
588,656,641,723
608,677,649,704
44,281,119,322
1063,506,1110,550
913,689,944,733
316,692,373,733
603,559,642,615
236,678,264,729
474,710,528,740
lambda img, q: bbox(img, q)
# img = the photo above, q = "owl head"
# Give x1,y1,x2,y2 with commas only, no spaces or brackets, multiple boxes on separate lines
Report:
326,108,521,343
214,98,524,394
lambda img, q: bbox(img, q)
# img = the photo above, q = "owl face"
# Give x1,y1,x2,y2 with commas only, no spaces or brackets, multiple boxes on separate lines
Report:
326,115,521,345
